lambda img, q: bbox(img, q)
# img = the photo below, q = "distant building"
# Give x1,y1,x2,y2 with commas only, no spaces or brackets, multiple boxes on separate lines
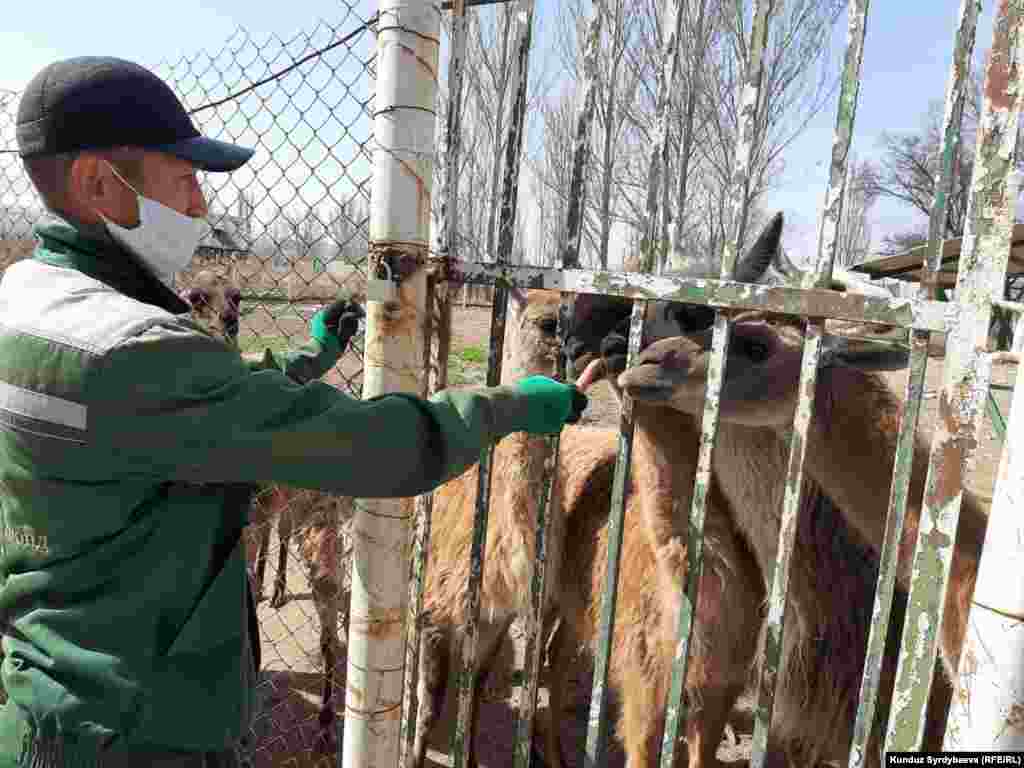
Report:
195,211,252,261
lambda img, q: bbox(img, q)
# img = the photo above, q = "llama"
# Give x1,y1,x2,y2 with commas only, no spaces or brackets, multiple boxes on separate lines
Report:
413,214,785,768
411,289,765,768
575,312,985,765
411,286,573,768
567,240,987,688
181,270,351,747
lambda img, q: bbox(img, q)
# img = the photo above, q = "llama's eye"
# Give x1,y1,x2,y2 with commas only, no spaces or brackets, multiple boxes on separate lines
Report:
745,340,770,363
537,317,558,335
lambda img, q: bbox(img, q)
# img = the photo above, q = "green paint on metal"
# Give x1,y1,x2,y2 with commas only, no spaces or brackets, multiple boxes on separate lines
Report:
659,312,733,768
585,299,647,768
750,323,826,768
559,0,602,271
453,3,538,766
847,3,979,763
512,431,559,768
445,261,950,332
885,0,1024,750
812,0,871,288
987,388,1008,440
848,331,930,768
638,0,685,276
720,0,774,276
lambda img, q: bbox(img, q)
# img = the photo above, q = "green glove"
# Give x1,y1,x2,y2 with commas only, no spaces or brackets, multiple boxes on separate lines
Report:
311,297,365,353
514,375,589,435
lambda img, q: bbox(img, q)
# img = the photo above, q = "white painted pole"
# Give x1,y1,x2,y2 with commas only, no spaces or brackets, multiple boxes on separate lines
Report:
944,310,1024,750
342,1,440,767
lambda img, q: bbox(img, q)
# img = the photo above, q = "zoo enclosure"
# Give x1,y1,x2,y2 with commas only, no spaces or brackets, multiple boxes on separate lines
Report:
0,0,1022,767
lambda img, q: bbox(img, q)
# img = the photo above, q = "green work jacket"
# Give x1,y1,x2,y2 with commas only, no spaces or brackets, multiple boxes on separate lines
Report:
0,219,535,766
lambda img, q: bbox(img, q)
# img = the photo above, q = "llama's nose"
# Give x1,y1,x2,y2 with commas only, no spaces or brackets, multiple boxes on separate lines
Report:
600,333,627,359
566,337,589,362
637,344,689,370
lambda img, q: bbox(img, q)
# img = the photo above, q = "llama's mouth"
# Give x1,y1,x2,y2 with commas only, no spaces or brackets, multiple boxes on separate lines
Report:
618,365,674,402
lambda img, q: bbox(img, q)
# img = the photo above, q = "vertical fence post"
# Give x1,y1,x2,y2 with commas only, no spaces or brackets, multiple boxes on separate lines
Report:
750,2,870,766
398,2,468,764
886,0,1024,752
344,1,440,767
847,3,980,763
944,307,1024,749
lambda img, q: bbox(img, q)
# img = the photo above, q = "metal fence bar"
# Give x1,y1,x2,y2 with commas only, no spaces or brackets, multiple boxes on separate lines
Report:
441,261,951,331
847,2,980,763
558,0,603,271
343,1,440,767
397,2,470,764
497,1,557,764
750,2,870,765
584,299,648,768
660,0,772,762
451,2,536,766
945,314,1024,748
885,0,1024,750
639,0,684,277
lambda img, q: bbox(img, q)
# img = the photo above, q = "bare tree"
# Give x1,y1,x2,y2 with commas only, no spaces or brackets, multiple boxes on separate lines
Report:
863,87,981,242
327,199,369,265
835,153,876,267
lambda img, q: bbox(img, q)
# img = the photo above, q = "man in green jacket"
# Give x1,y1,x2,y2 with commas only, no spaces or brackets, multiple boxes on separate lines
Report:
0,57,587,767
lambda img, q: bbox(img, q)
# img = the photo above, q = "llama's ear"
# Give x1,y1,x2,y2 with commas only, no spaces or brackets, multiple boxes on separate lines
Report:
734,211,783,283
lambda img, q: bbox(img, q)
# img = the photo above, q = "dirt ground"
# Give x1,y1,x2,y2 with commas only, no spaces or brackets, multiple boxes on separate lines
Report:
241,304,1015,768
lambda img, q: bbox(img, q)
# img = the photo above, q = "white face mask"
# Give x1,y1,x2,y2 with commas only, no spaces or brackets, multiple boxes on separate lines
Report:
98,161,207,289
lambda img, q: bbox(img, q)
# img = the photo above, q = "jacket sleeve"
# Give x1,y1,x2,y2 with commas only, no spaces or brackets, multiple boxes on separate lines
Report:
85,320,532,498
243,335,341,385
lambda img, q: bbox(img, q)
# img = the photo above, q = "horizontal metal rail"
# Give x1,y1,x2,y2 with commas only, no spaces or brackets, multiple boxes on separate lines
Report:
437,259,950,331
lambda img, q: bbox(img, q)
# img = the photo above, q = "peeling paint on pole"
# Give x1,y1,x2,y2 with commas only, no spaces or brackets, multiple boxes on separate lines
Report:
847,3,978,763
638,0,684,276
810,0,870,289
344,1,440,767
946,312,1024,749
661,1,774,761
451,3,537,767
559,0,603,272
749,3,871,765
398,5,468,764
443,261,951,332
659,307,728,768
885,0,1024,752
585,298,647,768
720,0,774,274
749,321,825,768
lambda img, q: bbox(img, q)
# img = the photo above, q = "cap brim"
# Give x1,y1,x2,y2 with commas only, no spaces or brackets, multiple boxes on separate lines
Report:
155,135,255,172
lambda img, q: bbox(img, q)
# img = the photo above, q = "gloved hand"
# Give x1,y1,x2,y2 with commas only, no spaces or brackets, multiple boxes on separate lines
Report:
514,375,589,435
311,296,365,354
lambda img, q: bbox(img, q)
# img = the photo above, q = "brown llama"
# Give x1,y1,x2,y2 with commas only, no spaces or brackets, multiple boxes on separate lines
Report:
414,211,785,768
588,314,984,765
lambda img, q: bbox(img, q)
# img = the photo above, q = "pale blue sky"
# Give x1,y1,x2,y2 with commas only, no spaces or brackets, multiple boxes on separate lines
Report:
0,1,1003,262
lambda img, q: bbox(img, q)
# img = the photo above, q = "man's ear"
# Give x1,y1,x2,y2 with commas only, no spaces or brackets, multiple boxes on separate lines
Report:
68,153,136,227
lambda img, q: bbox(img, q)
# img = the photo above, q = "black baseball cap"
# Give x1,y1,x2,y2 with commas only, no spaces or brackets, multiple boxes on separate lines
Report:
16,56,254,173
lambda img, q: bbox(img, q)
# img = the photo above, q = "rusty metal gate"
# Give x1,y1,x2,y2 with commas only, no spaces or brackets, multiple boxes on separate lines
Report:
353,1,1024,768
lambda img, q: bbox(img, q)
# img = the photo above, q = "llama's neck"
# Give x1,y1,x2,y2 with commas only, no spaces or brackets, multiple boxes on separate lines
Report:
796,367,986,589
709,422,789,579
629,404,704,548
